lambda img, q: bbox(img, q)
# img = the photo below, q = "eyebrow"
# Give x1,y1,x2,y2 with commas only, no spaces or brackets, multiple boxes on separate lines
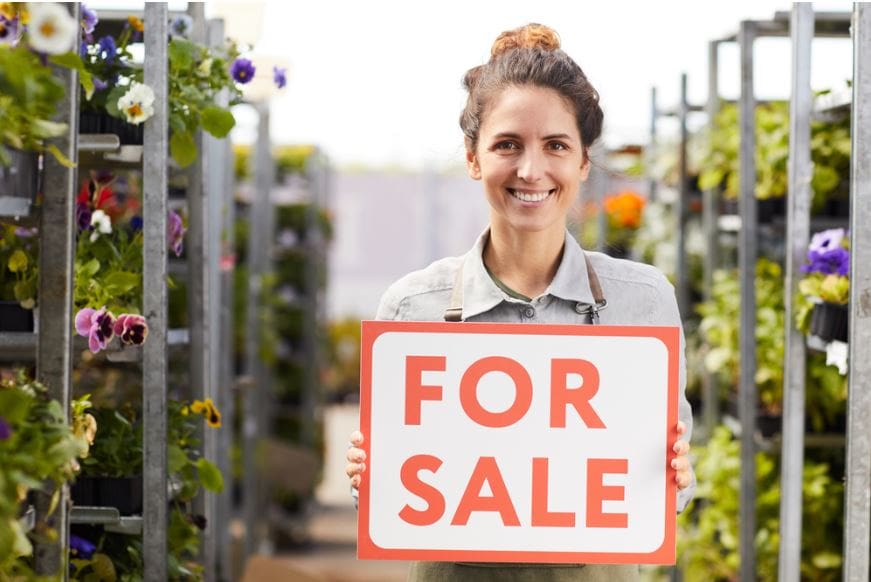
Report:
492,132,576,141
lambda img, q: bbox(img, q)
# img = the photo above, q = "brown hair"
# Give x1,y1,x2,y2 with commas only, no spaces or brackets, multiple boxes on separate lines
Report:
460,23,604,158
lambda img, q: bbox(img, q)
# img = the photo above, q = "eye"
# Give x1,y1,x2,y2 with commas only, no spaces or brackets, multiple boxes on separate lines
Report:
547,141,569,151
493,141,519,151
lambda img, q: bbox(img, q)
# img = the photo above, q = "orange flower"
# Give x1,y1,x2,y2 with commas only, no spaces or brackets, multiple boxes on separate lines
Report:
603,190,646,230
128,16,144,32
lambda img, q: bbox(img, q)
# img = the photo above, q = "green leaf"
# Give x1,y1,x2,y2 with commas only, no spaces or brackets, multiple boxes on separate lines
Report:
105,85,128,118
168,444,189,473
46,144,76,168
49,52,95,99
200,106,235,138
168,38,197,69
103,271,141,295
196,458,224,492
170,130,197,167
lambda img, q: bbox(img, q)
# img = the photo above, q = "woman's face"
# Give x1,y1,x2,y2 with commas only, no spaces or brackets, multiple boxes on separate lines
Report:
467,85,590,238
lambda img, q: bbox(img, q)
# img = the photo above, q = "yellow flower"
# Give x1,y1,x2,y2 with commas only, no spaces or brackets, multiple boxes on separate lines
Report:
73,413,98,451
0,3,14,20
191,398,222,428
128,15,143,32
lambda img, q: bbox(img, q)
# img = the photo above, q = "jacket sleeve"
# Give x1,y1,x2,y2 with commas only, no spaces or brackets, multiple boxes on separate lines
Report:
655,274,697,513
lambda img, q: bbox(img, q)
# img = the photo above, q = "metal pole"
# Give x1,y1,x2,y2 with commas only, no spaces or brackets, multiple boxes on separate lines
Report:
777,5,813,582
649,86,658,204
844,4,871,580
701,40,721,440
33,4,79,578
143,4,169,581
737,20,758,582
244,103,273,557
676,73,690,317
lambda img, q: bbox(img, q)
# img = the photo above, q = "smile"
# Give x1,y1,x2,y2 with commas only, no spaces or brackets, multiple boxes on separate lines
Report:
508,189,554,203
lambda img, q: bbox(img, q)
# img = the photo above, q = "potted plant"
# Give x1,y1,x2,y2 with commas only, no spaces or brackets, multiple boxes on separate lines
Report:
0,3,94,216
0,224,39,330
602,190,645,258
0,370,91,578
796,228,850,368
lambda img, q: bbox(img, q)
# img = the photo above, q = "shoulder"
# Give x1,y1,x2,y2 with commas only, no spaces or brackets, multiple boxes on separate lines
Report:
376,255,464,320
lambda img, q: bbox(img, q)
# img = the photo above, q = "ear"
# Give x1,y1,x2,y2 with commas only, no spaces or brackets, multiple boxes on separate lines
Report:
466,147,481,181
579,156,591,182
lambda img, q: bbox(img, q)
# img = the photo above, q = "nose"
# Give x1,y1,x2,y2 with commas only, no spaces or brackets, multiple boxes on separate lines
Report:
517,149,545,183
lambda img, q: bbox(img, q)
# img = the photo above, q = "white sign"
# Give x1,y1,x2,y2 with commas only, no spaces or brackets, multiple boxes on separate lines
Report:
358,321,680,564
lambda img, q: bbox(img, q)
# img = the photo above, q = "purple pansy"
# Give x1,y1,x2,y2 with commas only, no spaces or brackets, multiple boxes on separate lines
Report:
76,202,92,232
0,416,11,441
170,14,193,39
75,306,115,353
97,35,116,61
113,313,148,345
130,215,143,231
809,228,845,254
81,5,98,35
93,77,108,92
230,58,255,84
69,535,96,559
273,66,287,89
167,210,186,256
803,247,850,277
0,16,18,45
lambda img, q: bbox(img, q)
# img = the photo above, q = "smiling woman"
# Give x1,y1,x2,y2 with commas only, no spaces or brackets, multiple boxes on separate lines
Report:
346,22,695,582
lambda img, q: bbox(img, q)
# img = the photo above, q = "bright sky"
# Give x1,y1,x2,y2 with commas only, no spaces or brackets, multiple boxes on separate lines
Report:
98,1,856,169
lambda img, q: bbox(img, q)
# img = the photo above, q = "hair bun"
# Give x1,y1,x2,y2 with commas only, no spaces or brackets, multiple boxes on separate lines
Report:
490,23,561,59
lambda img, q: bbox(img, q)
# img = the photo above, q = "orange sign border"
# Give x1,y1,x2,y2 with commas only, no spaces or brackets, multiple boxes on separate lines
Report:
358,320,680,565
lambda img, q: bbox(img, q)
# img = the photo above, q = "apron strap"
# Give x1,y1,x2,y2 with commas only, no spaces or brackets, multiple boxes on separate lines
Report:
443,252,607,324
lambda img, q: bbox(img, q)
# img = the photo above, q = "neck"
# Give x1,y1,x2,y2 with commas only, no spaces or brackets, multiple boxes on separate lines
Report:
483,222,566,299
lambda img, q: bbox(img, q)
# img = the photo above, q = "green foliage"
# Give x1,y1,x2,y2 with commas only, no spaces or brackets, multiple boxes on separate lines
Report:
0,371,89,578
697,259,847,428
0,45,70,166
0,224,39,307
74,227,144,315
699,99,851,207
678,426,843,581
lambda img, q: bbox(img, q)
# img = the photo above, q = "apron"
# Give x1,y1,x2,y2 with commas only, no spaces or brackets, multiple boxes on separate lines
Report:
408,254,640,582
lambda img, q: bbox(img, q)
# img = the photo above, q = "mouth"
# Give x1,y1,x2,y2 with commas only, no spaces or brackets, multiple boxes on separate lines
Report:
507,188,555,203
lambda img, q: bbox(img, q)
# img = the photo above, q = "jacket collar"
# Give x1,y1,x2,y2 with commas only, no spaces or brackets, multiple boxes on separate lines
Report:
460,228,597,320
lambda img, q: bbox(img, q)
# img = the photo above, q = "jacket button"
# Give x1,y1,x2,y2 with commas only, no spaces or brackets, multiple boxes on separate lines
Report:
523,307,535,318
575,303,586,314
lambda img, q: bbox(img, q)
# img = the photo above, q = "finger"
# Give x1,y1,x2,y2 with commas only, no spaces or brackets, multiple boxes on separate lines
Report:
350,430,365,447
346,447,366,464
675,421,686,435
672,440,690,456
351,474,361,490
345,462,366,479
676,470,691,489
671,457,690,472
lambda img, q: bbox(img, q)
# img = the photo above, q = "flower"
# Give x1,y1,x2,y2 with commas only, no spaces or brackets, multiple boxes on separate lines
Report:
0,415,11,440
803,247,850,277
75,306,115,353
230,58,255,84
826,340,848,375
72,413,97,446
80,4,97,35
69,535,96,559
89,209,112,242
604,190,646,229
117,82,155,125
127,15,143,33
96,34,116,61
170,14,192,38
273,66,287,89
0,14,19,45
167,210,186,257
809,228,845,254
190,398,221,428
26,2,77,55
92,76,107,92
76,202,92,233
113,313,148,345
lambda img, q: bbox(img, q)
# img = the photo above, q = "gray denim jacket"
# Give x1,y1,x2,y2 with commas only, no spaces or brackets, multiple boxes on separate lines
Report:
377,228,696,512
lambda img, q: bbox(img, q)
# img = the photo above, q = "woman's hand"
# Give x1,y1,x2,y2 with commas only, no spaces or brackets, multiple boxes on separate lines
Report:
346,430,367,490
672,421,692,490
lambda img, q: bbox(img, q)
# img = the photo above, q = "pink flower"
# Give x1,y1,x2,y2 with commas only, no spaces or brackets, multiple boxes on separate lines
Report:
113,314,148,345
75,307,115,353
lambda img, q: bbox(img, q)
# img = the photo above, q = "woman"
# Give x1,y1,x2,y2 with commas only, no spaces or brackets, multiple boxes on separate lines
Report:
347,23,694,581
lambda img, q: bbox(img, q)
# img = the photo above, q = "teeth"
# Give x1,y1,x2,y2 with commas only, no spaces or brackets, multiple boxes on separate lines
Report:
510,190,551,202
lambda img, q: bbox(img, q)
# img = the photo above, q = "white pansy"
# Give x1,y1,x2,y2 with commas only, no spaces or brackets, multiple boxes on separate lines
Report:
89,209,112,242
26,3,77,55
825,340,848,375
117,82,156,125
